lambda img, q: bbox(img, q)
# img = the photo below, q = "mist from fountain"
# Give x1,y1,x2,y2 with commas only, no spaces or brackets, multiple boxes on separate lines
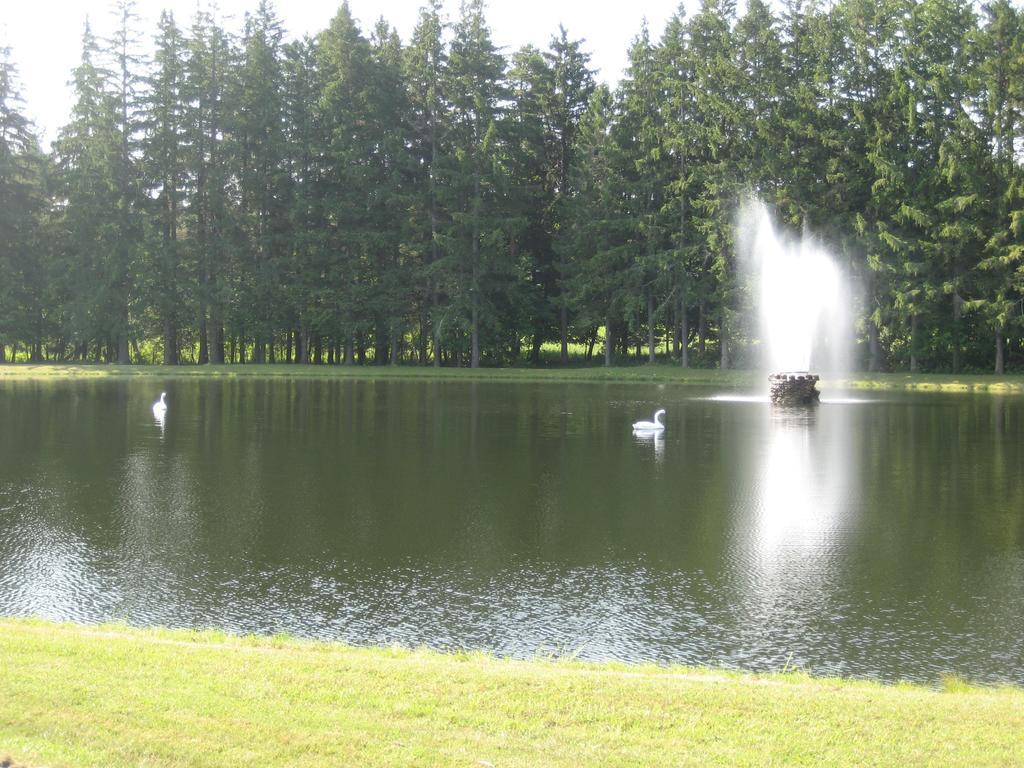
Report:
739,200,851,375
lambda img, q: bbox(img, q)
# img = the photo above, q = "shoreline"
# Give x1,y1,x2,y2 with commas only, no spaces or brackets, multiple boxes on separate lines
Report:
1,618,1022,767
1,362,1023,393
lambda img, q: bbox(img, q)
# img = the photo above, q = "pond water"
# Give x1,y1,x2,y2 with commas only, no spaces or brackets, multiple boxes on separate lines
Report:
1,376,1022,684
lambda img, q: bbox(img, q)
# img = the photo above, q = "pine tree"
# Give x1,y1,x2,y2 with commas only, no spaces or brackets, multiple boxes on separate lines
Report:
185,7,236,364
236,0,288,363
657,9,699,367
841,0,910,371
445,0,508,367
507,44,555,363
686,0,743,367
616,22,675,363
971,0,1024,372
317,1,376,364
143,10,189,364
105,0,146,363
544,27,595,363
404,0,450,365
562,86,632,366
0,46,47,362
363,18,413,365
281,36,325,364
54,21,125,361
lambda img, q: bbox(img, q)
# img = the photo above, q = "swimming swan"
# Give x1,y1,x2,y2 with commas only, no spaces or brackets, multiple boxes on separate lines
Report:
152,392,167,417
632,408,665,431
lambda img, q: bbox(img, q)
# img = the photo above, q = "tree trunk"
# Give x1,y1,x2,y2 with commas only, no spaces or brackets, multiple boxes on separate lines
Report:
868,319,882,372
117,329,130,365
211,314,225,365
198,312,209,364
419,309,429,365
296,322,306,365
647,288,656,363
952,293,961,374
719,312,729,370
432,289,441,368
698,301,707,354
560,303,568,365
0,344,5,364
995,326,1005,375
163,315,177,366
679,295,689,368
909,313,919,373
604,312,613,368
529,333,542,364
471,292,480,368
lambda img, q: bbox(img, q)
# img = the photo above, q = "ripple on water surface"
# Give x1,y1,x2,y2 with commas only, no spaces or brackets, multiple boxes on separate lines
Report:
1,378,1023,685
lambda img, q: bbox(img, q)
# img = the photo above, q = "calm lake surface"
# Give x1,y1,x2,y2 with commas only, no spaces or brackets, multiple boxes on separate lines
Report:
1,377,1022,684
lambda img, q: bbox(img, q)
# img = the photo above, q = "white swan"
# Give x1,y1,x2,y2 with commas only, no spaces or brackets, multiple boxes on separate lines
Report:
152,392,167,417
632,408,665,431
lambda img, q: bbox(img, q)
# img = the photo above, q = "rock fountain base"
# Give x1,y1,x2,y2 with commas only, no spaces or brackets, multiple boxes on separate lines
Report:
769,372,820,406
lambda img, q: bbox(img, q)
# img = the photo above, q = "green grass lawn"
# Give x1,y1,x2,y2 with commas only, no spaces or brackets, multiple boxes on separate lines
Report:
1,619,1021,767
2,361,1024,393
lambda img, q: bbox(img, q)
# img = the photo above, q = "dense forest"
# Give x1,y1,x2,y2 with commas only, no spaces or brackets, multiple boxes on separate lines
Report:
0,0,1022,371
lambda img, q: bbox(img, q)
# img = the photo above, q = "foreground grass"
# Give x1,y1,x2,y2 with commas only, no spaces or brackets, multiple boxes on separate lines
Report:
1,620,1022,767
2,361,1024,393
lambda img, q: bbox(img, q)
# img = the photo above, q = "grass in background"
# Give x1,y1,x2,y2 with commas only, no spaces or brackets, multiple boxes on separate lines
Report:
1,619,1022,767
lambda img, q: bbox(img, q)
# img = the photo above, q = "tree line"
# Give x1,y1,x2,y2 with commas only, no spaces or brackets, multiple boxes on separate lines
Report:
1,0,1022,371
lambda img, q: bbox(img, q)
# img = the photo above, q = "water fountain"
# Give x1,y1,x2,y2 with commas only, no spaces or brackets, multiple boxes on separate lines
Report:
741,201,848,405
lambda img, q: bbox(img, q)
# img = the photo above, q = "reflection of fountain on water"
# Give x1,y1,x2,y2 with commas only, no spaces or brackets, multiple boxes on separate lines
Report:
728,401,859,675
738,200,851,405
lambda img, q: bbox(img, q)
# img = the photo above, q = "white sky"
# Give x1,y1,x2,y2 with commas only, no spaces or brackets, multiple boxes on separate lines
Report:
1,0,700,146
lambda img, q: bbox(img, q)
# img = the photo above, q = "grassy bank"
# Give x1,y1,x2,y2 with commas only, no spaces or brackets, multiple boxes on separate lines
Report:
1,620,1022,767
2,362,1024,393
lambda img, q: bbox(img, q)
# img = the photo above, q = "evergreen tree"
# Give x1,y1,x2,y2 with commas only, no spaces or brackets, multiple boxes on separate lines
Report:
317,1,376,364
657,8,700,366
403,0,450,365
507,44,555,363
142,10,189,364
281,36,325,364
185,7,236,364
368,18,414,366
615,22,675,362
0,46,47,362
686,0,743,366
544,27,595,363
445,0,508,367
971,0,1024,372
562,86,632,366
235,0,288,362
105,0,146,363
840,0,910,371
53,21,124,361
